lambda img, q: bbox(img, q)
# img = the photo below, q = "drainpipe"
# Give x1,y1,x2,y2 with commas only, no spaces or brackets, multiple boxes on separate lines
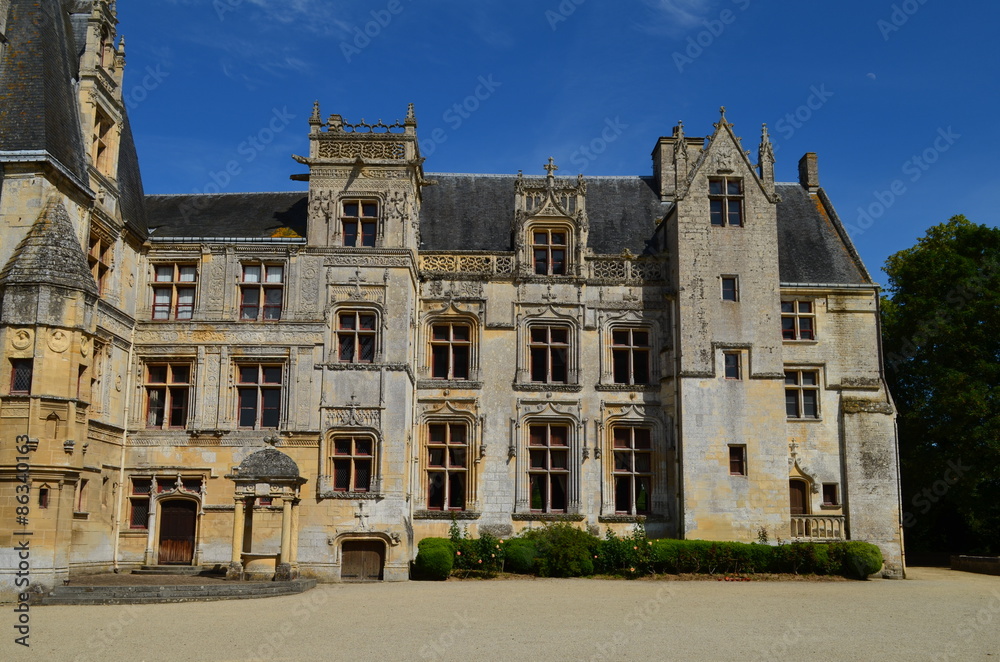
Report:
111,317,137,572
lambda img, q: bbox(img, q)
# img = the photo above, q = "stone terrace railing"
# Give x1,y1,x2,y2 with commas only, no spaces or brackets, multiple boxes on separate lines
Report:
418,252,665,282
790,515,845,541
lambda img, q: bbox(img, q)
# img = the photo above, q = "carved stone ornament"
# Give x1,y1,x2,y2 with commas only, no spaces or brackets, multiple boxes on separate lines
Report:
10,329,32,351
115,375,123,392
80,336,91,358
48,329,71,353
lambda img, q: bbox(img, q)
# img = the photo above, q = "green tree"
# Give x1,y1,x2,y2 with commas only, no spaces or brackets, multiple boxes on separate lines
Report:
882,216,1000,554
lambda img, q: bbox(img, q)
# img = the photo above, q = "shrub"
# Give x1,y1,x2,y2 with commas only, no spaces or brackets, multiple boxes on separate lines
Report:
523,523,599,577
413,537,455,581
504,538,538,574
833,541,883,579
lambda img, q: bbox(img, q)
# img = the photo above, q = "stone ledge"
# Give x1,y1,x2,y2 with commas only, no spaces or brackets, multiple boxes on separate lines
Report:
511,513,585,522
413,510,481,520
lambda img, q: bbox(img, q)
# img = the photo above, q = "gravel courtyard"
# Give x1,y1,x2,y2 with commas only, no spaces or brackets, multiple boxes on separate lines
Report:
7,567,999,662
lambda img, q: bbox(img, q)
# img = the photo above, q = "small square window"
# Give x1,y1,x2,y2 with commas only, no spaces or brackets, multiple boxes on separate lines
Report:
721,276,739,302
729,445,747,476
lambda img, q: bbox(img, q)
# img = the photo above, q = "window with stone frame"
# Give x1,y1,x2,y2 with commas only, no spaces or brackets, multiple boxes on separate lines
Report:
529,325,570,384
426,422,468,511
430,322,472,380
611,327,651,385
89,233,112,295
240,263,284,321
785,369,820,419
531,227,568,276
338,310,378,363
729,445,747,476
92,108,115,177
144,363,191,429
151,263,197,320
723,352,741,380
10,358,32,395
709,177,743,227
781,300,815,340
331,435,375,492
129,478,152,529
237,364,282,429
528,423,570,513
612,426,653,515
822,483,840,506
341,199,378,247
721,275,739,302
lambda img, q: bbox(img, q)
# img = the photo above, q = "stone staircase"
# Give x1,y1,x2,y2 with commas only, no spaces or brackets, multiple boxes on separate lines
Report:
40,578,317,605
129,565,217,576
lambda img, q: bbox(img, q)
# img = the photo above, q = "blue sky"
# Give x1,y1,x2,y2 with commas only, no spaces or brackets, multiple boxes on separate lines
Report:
118,0,999,281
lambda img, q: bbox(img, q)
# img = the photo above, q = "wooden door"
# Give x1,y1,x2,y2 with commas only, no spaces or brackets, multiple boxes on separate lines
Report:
342,541,384,581
789,480,808,516
158,500,196,565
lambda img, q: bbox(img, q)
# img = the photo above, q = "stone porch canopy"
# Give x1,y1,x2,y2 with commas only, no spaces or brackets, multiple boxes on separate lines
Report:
226,448,307,581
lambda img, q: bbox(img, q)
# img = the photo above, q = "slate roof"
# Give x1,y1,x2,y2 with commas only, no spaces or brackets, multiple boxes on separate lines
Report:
419,174,668,255
146,192,308,239
0,0,89,184
142,178,872,286
0,199,99,295
118,112,149,238
775,183,869,285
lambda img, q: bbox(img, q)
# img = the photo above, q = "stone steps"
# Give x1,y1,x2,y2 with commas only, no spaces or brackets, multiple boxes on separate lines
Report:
40,579,316,605
130,565,221,576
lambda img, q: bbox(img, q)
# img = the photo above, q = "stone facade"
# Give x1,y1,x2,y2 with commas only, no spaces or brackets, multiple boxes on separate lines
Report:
0,1,904,601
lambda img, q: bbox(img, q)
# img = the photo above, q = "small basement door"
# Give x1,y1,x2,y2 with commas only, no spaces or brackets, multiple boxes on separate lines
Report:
341,541,384,581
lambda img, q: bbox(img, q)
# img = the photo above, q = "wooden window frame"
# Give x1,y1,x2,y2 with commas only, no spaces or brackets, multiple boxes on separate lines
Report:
709,177,743,227
240,263,285,321
611,327,651,385
331,435,376,493
781,300,816,341
10,358,32,395
527,423,571,513
430,323,472,380
337,310,378,364
426,422,469,511
129,478,152,529
236,364,283,429
785,369,820,419
341,199,378,247
144,363,191,429
151,263,197,320
729,445,747,476
92,109,115,177
822,483,840,507
531,227,569,276
529,324,571,384
612,426,653,515
721,275,739,302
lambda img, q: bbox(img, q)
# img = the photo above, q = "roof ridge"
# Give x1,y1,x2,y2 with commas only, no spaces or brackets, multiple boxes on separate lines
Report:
145,191,308,198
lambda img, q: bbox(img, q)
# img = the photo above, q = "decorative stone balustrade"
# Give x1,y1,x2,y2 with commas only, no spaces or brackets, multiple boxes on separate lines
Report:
790,515,845,541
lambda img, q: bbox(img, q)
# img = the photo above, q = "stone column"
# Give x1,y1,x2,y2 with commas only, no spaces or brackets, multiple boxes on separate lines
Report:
143,498,157,565
227,497,245,579
289,500,300,564
276,496,294,581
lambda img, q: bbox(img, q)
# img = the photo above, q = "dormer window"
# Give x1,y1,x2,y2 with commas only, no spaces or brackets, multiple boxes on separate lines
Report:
532,228,567,276
342,200,378,247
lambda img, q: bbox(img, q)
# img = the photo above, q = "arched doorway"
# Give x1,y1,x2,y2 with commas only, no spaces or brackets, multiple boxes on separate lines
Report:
789,479,809,516
158,500,197,564
342,540,385,582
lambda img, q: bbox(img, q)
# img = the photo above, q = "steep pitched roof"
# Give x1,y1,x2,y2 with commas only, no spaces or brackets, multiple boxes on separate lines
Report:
0,199,98,295
118,112,149,238
419,174,669,255
0,0,89,185
145,192,308,239
775,183,870,285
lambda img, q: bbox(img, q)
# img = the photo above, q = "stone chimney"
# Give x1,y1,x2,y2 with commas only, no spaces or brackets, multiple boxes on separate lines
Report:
798,153,819,192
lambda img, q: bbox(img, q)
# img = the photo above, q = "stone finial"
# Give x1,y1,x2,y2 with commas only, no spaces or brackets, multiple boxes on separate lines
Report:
310,101,321,124
117,36,126,55
758,123,775,190
544,157,559,177
405,103,416,124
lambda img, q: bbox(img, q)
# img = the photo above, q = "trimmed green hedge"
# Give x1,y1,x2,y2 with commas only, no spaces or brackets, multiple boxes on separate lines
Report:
413,537,454,581
413,526,885,581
